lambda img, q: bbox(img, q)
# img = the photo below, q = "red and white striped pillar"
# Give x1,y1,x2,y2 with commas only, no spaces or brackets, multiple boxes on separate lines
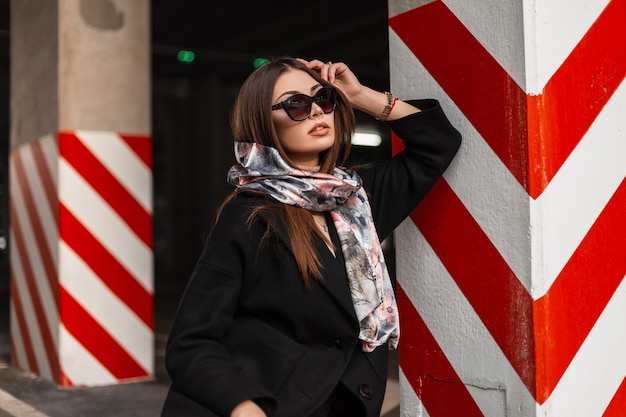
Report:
10,131,153,386
9,0,152,387
388,0,625,415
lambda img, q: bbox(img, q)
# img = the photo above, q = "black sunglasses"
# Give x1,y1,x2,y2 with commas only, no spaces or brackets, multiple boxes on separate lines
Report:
271,86,337,121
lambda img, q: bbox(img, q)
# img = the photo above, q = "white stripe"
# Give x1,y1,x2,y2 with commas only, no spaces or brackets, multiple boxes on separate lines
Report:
9,301,29,372
381,378,400,415
395,220,536,416
59,241,153,373
0,389,50,417
530,78,626,298
398,368,430,417
525,0,612,93
444,0,526,90
388,0,436,18
59,326,118,387
17,145,59,270
8,230,53,380
74,130,152,213
390,32,533,292
9,161,60,346
537,275,626,416
58,159,153,291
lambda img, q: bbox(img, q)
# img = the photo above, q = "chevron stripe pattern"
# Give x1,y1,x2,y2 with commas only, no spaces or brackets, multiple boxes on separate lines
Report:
388,0,625,416
9,131,154,387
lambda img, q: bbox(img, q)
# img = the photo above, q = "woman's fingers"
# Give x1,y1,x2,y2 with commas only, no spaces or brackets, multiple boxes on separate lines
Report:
298,58,363,99
298,58,336,82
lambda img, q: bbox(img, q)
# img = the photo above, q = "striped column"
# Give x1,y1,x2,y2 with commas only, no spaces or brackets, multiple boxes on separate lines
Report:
10,131,153,387
388,0,625,416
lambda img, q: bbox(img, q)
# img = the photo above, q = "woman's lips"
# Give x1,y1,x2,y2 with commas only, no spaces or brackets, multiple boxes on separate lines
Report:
309,123,330,136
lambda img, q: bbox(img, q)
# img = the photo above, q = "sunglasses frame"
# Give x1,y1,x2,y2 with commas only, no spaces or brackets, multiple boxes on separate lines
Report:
271,86,337,121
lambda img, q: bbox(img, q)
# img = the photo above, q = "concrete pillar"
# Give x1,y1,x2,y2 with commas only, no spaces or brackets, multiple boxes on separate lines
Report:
388,0,625,416
10,0,152,387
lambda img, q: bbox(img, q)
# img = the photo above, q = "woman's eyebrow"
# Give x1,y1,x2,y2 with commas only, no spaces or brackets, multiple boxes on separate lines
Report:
276,84,323,101
276,90,300,100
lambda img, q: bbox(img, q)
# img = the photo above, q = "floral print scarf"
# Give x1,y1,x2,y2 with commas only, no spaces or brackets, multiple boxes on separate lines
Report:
227,141,399,352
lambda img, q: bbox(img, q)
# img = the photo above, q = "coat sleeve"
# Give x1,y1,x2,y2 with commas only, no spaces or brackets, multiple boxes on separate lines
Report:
164,197,278,416
358,99,462,241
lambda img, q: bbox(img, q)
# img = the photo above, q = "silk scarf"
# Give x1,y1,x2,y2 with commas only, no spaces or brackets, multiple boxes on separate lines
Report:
227,141,399,352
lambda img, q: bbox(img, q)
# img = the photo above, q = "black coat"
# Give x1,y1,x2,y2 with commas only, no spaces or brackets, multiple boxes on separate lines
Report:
161,100,461,417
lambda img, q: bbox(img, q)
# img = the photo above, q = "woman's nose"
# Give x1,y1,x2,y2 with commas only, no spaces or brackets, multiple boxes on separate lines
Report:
309,101,324,118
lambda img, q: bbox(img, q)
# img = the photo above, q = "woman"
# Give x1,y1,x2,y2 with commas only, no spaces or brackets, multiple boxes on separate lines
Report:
161,57,461,417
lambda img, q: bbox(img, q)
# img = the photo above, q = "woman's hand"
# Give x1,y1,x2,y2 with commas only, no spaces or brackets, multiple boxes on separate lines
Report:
297,58,364,102
299,58,420,120
230,400,267,417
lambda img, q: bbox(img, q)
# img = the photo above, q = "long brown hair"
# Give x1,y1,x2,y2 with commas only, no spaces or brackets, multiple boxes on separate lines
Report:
223,57,356,287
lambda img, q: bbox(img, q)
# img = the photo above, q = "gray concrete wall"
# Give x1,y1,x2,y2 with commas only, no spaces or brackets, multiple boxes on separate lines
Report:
58,0,150,135
10,0,59,147
10,0,150,148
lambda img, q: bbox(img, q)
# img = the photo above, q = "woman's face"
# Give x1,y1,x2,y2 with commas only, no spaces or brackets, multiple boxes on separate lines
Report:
271,69,335,167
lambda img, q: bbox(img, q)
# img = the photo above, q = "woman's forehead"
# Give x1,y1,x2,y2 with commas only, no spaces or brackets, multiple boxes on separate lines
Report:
273,70,319,96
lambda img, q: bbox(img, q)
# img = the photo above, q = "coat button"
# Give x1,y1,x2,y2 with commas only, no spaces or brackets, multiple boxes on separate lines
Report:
358,384,373,400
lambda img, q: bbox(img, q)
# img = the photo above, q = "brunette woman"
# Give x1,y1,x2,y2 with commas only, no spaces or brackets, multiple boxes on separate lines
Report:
161,57,461,417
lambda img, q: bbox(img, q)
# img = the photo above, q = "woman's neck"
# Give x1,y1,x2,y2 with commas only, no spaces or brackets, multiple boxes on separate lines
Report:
296,164,321,172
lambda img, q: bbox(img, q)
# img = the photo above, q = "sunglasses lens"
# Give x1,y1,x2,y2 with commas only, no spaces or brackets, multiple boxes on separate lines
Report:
314,87,336,113
283,95,311,121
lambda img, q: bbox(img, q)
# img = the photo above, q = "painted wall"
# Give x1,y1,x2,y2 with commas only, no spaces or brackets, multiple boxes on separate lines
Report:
388,0,626,415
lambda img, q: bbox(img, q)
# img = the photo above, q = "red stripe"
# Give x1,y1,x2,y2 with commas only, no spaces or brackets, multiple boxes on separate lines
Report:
30,139,59,224
398,285,484,416
11,150,59,306
9,339,21,371
534,179,626,403
59,370,74,388
59,204,153,329
389,1,529,191
603,377,626,417
9,271,39,375
118,133,152,169
391,133,403,156
8,201,60,381
60,287,149,380
527,0,626,197
59,132,152,248
410,179,536,396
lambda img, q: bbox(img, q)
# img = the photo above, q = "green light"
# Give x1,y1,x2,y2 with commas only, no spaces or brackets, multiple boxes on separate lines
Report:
177,50,195,64
253,58,270,69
